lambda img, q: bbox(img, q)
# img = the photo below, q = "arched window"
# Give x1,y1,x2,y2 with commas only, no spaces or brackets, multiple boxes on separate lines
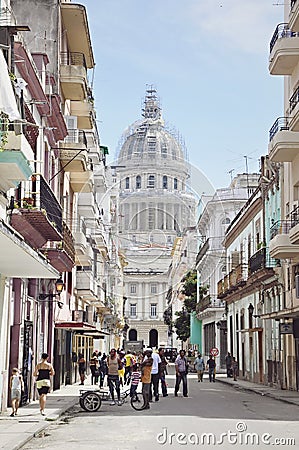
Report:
148,175,155,188
174,178,178,190
129,329,137,341
222,217,230,225
136,175,141,189
149,329,158,348
125,177,129,189
163,175,168,189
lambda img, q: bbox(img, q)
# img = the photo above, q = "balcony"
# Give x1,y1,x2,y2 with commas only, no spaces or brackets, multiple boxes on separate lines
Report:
0,129,34,191
289,1,299,32
288,86,299,131
290,205,299,244
11,174,62,249
70,100,93,129
77,192,96,218
196,296,225,314
60,52,88,101
248,247,277,281
59,129,88,172
74,234,93,266
268,117,299,161
269,220,299,258
76,269,98,301
269,23,299,75
217,264,247,299
41,222,75,272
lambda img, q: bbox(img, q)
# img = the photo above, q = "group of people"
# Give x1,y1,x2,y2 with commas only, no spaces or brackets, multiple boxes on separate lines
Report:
225,352,239,381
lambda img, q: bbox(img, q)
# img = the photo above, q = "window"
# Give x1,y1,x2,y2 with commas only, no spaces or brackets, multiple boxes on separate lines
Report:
163,175,168,189
125,177,129,189
222,217,230,225
136,175,141,189
151,284,157,294
150,303,157,318
130,304,137,317
174,178,178,190
130,284,137,294
148,175,155,188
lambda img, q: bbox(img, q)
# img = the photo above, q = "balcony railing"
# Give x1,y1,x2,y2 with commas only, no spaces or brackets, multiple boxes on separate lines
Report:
60,52,86,68
269,23,297,53
270,220,293,240
291,205,299,228
269,117,290,142
64,129,87,146
248,247,277,274
290,86,299,112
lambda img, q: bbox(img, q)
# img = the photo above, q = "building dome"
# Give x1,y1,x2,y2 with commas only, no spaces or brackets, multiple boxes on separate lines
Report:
117,88,186,167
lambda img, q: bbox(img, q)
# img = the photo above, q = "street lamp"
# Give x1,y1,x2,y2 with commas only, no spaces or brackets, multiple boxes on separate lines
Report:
38,277,65,308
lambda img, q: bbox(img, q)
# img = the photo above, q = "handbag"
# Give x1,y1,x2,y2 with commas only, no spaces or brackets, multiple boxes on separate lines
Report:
36,379,51,389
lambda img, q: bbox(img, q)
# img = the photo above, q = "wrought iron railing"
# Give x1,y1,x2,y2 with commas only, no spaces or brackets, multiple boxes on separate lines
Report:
270,23,292,53
269,117,290,142
270,220,292,240
290,86,299,112
60,52,86,68
291,205,299,228
248,247,277,274
19,174,62,233
62,221,75,261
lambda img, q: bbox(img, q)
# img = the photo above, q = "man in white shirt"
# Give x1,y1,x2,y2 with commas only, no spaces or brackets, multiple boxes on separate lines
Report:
150,350,161,401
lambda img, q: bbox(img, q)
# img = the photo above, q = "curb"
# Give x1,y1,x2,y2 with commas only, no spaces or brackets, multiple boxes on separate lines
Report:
217,378,299,407
12,398,78,450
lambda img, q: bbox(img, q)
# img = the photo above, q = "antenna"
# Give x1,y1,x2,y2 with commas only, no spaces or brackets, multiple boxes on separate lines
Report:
228,169,234,183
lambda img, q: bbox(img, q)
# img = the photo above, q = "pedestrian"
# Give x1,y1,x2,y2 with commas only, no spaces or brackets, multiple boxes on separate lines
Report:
225,352,232,378
206,356,216,382
158,347,168,397
194,353,205,382
130,363,141,398
140,348,153,409
118,351,126,387
99,354,107,388
9,368,24,417
77,353,86,385
33,353,55,416
232,357,238,381
90,356,99,385
107,348,122,406
124,351,133,384
150,349,161,401
174,349,188,397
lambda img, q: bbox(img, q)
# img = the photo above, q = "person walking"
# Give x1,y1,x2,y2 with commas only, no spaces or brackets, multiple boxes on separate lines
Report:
150,349,161,401
124,351,133,384
33,353,55,416
9,368,24,416
77,353,86,385
99,354,107,388
118,351,126,387
158,347,168,397
206,356,216,382
107,348,122,406
90,356,99,385
174,349,188,397
232,357,238,381
225,352,232,378
194,353,205,382
141,348,153,409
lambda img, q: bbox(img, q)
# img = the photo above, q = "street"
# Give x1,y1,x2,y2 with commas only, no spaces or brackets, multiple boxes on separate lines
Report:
20,367,299,450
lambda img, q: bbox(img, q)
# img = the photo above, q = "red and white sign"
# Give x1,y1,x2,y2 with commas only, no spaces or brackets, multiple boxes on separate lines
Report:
210,347,219,356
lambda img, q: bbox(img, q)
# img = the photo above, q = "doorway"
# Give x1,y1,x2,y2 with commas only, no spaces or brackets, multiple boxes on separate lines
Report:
149,329,158,348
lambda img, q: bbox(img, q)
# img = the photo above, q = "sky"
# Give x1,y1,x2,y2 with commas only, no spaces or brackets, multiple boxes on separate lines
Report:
82,0,283,193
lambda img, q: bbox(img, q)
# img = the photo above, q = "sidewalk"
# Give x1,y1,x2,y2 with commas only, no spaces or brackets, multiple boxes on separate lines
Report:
0,381,81,450
217,374,299,407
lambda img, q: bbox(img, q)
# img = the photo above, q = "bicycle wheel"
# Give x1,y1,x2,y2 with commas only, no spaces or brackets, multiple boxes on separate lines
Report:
130,392,145,411
80,392,102,412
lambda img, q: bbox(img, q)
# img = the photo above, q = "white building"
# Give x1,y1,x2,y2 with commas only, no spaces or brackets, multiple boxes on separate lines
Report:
115,87,197,348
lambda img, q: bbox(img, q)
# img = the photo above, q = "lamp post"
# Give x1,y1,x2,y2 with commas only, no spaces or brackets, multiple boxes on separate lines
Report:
38,277,65,308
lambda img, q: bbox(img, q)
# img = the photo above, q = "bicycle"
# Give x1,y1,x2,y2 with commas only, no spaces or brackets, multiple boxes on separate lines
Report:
79,387,146,412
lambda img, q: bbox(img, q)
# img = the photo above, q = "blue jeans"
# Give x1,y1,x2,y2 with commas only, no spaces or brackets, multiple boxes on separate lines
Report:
107,375,120,400
175,372,188,396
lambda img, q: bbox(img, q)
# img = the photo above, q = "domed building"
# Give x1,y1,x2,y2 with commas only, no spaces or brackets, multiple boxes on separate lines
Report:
116,87,196,348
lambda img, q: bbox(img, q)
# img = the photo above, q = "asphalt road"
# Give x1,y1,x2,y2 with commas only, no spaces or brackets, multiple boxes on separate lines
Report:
21,371,299,450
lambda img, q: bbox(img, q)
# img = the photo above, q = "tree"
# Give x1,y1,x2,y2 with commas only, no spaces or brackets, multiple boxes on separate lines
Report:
174,309,190,342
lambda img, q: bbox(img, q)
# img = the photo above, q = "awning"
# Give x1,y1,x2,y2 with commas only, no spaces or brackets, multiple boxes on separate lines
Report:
55,321,110,338
0,50,21,120
0,219,59,278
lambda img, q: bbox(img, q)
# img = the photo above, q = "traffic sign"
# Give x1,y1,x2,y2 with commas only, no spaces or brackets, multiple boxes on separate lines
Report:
210,347,219,356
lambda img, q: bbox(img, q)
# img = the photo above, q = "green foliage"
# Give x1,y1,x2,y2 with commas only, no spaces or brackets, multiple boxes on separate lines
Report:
174,310,190,342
